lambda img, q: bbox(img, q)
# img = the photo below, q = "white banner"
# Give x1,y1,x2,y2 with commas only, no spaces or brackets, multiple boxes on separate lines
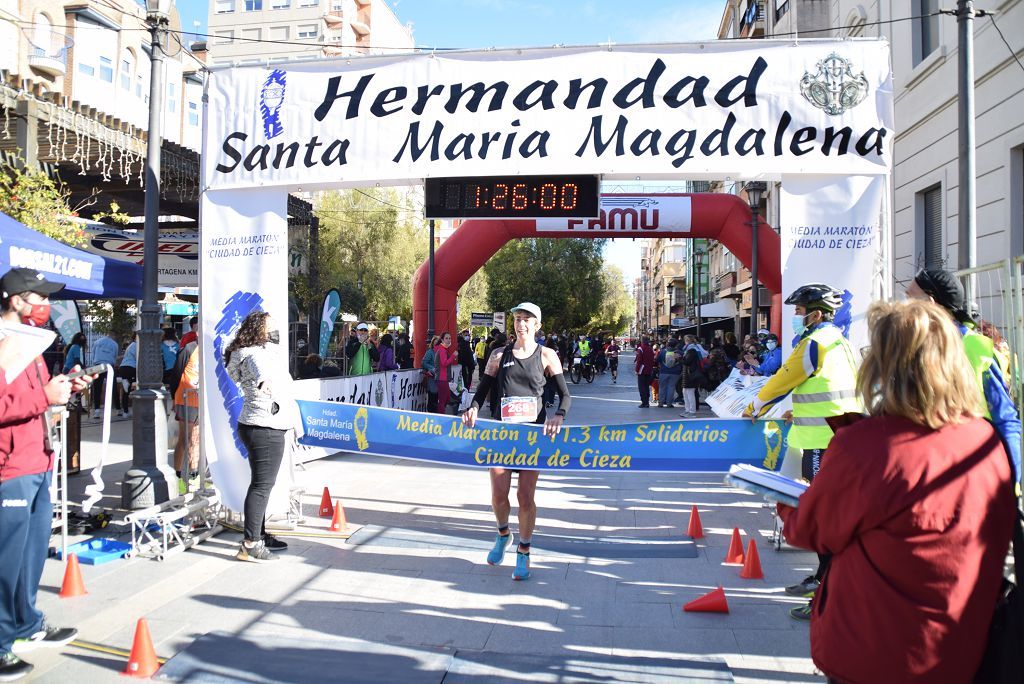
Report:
205,41,893,190
82,226,199,288
200,189,291,513
536,195,690,234
780,174,885,354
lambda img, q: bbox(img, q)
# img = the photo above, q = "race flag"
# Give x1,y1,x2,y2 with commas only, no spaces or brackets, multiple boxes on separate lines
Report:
49,299,83,345
319,288,341,357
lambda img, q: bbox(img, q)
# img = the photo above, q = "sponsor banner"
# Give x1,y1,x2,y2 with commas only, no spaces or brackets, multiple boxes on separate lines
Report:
82,225,199,288
205,42,893,190
536,195,690,234
492,312,505,332
470,312,492,327
297,400,789,473
318,288,341,357
200,189,291,513
293,369,428,412
780,174,885,353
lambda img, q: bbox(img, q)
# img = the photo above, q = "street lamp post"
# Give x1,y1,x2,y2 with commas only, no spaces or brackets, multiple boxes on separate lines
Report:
694,249,705,344
744,181,766,336
123,0,176,509
666,283,674,335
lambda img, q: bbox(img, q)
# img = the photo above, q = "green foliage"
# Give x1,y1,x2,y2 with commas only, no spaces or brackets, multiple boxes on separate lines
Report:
296,189,428,325
457,268,489,330
484,238,607,332
86,300,136,343
0,160,85,246
588,264,636,335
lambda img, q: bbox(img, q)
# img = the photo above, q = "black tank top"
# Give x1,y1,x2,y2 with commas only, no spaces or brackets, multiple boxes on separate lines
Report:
498,343,547,423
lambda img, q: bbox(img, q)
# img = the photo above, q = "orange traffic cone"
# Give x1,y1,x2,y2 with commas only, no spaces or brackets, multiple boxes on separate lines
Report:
319,487,334,518
686,505,704,539
329,500,347,533
724,528,745,564
122,618,159,678
683,586,729,613
59,554,86,598
740,539,764,579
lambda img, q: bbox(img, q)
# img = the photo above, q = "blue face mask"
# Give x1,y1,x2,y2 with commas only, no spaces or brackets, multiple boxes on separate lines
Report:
791,314,808,336
766,341,777,351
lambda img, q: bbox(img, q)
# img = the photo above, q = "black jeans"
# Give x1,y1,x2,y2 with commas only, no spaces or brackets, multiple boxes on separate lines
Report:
803,448,832,580
237,423,286,542
91,371,120,412
637,373,653,406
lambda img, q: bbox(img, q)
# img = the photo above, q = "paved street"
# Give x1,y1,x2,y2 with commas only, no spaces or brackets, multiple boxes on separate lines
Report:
32,353,821,683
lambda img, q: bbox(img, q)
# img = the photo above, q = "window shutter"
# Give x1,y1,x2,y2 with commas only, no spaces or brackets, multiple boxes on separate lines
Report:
923,187,943,269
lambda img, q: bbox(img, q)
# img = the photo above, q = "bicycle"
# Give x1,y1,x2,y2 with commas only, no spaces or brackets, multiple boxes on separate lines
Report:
579,358,595,384
570,357,582,384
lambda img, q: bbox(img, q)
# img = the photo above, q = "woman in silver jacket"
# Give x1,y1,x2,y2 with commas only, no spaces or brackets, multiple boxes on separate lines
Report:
224,310,295,562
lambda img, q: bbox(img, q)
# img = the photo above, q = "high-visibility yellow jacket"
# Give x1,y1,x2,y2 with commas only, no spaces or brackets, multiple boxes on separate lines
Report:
747,323,861,450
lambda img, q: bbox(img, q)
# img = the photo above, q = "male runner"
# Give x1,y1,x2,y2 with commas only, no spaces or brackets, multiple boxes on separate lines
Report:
462,302,571,580
606,338,620,383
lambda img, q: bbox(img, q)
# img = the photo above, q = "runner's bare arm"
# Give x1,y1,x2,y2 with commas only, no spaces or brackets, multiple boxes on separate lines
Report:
541,347,563,376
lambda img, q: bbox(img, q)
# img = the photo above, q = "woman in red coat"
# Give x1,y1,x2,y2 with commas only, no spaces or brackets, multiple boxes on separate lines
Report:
778,299,1015,684
434,332,458,415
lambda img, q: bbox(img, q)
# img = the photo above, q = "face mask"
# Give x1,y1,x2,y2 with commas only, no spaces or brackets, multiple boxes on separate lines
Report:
766,341,777,351
20,301,50,327
791,314,808,336
463,335,470,341
267,330,281,344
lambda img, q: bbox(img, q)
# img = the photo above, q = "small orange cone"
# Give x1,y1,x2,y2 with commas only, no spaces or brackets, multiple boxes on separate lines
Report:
122,618,159,678
686,505,704,539
724,528,745,564
319,487,334,518
740,539,764,579
329,500,347,533
59,554,86,598
683,586,729,613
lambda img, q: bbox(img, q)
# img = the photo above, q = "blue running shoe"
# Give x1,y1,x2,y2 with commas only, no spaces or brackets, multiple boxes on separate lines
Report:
513,551,531,581
487,533,512,565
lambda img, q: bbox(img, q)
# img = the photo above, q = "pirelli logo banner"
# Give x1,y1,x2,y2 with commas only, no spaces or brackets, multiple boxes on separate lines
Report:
204,40,894,190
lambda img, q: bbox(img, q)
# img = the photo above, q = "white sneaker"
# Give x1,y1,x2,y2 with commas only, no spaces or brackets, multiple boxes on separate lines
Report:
91,410,100,419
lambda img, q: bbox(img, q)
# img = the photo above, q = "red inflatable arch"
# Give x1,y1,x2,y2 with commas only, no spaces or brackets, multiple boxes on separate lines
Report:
412,193,782,363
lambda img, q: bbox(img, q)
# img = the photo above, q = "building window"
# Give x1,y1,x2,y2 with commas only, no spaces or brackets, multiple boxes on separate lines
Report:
167,82,176,113
775,0,789,20
120,50,134,90
919,185,943,269
331,0,343,10
914,0,940,66
298,0,319,6
297,24,318,39
78,62,95,77
188,101,199,126
271,0,291,8
99,56,114,82
244,0,263,11
269,26,289,41
214,30,234,44
241,28,261,42
215,0,234,12
136,73,144,97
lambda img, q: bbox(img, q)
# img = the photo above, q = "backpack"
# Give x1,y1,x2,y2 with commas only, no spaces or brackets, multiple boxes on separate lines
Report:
664,350,680,369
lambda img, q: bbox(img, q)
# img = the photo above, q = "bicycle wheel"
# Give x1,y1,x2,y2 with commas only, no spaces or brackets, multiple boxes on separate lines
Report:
585,365,594,383
570,366,581,384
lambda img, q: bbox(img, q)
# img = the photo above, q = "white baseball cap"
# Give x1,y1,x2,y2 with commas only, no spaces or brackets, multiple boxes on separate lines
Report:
510,302,542,323
356,322,369,331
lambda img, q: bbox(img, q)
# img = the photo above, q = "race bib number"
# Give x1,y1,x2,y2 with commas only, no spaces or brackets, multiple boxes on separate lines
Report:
501,396,539,423
574,357,582,364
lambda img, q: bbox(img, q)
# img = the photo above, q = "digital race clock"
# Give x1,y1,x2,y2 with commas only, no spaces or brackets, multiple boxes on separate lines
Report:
424,175,600,219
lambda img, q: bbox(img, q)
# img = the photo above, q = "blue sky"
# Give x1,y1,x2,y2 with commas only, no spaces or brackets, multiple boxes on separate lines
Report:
174,0,725,284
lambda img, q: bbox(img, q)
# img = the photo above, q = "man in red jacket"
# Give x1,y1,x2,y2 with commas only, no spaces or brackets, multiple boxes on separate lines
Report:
0,268,94,681
634,335,655,408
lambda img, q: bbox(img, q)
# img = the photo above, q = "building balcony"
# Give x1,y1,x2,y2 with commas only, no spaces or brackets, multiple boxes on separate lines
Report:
27,38,71,77
350,19,370,35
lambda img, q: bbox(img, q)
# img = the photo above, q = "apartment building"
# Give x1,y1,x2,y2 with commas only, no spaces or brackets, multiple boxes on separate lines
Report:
0,0,203,150
206,0,413,65
715,0,1024,322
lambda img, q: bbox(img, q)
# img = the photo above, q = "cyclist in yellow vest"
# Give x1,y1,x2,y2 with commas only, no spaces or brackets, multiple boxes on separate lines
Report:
906,268,1021,483
743,283,861,621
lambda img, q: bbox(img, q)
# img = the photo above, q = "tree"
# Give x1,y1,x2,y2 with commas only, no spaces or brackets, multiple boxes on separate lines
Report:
484,238,607,332
295,189,428,327
457,268,489,330
588,265,635,335
0,160,86,246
